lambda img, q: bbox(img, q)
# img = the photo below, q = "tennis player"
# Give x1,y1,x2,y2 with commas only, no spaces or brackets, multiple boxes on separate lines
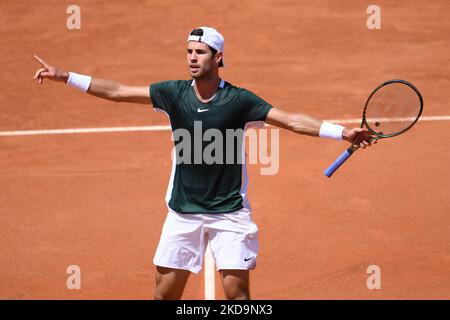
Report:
33,26,375,300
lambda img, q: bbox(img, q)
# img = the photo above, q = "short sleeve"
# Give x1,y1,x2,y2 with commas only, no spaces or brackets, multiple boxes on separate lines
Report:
149,81,181,115
240,89,273,124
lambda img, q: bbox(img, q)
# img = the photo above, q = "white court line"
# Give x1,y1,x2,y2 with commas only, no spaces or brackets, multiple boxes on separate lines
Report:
0,125,171,137
0,116,448,137
204,242,215,300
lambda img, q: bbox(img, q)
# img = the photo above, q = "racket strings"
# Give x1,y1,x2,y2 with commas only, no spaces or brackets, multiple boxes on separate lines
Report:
364,82,422,136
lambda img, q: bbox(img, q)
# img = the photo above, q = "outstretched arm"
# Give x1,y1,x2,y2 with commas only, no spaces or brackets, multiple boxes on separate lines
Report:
33,55,151,105
265,107,376,148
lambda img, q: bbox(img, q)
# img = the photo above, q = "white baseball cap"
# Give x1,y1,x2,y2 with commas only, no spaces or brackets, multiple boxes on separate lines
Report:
187,26,225,67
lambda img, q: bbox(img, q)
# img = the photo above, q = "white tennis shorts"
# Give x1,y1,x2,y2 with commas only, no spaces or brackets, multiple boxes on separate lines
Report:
153,207,259,274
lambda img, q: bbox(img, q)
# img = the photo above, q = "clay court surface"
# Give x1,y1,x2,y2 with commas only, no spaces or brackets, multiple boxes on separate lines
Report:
1,0,449,299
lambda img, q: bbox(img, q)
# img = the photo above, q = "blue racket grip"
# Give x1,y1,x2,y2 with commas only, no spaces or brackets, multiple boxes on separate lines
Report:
324,149,353,177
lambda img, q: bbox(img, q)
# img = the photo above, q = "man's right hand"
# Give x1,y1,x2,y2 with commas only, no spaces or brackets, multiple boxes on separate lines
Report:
32,54,151,104
33,55,69,83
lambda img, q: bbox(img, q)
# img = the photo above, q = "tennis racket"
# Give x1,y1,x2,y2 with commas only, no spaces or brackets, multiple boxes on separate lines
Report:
324,79,423,178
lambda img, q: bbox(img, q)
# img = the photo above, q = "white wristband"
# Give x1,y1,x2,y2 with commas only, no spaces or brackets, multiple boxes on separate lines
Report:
319,121,345,140
66,72,92,92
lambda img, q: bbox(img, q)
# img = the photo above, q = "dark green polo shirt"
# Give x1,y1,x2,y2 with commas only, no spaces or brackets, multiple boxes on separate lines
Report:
150,79,272,213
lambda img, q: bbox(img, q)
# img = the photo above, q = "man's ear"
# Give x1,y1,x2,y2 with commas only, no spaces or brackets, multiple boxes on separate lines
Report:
215,52,223,65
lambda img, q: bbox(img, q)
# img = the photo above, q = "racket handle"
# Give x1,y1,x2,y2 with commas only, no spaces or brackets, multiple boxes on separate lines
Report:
324,149,353,177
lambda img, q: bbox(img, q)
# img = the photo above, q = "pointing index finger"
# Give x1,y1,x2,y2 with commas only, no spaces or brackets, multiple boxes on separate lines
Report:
33,54,49,68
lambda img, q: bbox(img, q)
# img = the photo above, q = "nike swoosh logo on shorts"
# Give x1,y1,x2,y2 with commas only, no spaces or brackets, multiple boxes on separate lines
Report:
197,108,209,113
244,257,253,262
